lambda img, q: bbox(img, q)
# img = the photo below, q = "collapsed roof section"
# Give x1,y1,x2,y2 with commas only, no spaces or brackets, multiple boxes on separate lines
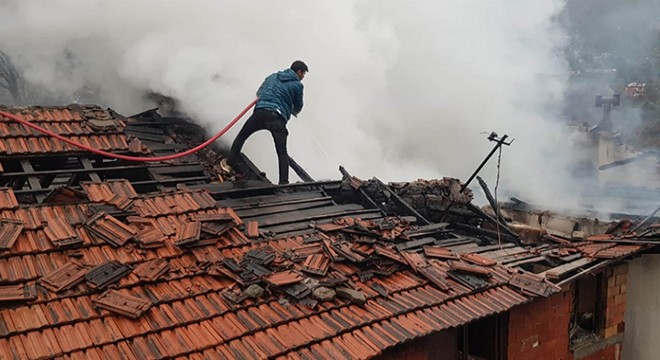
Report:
0,105,656,359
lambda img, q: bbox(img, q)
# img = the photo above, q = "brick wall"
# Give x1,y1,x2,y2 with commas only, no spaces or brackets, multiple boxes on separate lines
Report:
507,290,574,360
604,263,627,338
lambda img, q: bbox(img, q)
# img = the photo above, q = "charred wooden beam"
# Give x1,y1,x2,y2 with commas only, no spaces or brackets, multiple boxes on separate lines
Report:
372,177,431,225
339,166,385,214
466,203,520,242
19,159,45,202
451,222,520,245
477,176,509,225
289,156,314,182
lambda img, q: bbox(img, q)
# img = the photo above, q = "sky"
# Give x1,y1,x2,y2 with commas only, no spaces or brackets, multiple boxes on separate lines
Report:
0,0,646,208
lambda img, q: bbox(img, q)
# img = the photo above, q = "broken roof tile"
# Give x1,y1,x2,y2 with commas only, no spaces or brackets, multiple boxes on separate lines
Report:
133,259,169,282
244,247,276,266
288,243,324,262
329,243,362,264
43,217,82,248
174,221,202,247
301,254,330,276
509,271,559,297
0,284,37,302
93,290,151,319
417,265,452,292
423,245,458,260
373,244,406,264
0,188,19,210
85,261,132,290
189,190,217,209
448,261,493,277
461,252,497,267
81,180,137,203
264,270,304,287
84,212,136,247
246,221,260,239
40,261,90,292
0,219,24,251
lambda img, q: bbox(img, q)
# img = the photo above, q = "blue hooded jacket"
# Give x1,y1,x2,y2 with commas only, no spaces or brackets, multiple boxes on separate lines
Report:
255,68,304,123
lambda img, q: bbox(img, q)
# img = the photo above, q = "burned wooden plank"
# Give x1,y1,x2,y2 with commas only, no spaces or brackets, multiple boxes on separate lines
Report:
541,257,594,280
504,255,546,267
0,218,24,250
20,159,45,202
234,198,334,219
133,259,169,282
447,271,490,291
395,237,436,251
373,177,431,225
248,203,366,227
403,222,451,238
0,284,37,302
216,191,328,209
86,261,133,290
40,261,90,292
258,211,383,235
288,155,314,182
93,290,151,318
79,157,101,182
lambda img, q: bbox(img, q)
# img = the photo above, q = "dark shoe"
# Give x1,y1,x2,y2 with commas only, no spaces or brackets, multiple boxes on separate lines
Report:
278,180,289,185
220,158,233,173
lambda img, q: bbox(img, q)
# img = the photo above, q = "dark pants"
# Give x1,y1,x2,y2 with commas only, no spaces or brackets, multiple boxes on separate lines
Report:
228,109,289,184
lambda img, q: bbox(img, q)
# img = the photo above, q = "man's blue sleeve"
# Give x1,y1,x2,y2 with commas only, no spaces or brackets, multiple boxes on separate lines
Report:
292,84,304,116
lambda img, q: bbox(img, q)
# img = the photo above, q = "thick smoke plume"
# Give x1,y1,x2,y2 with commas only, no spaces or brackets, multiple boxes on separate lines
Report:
3,0,648,209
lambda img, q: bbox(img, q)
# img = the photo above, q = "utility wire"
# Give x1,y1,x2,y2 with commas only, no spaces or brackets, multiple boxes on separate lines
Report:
495,145,503,249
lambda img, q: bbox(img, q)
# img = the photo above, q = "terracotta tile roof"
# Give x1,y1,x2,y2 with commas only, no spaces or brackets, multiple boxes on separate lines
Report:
0,105,654,359
0,105,134,156
0,180,549,359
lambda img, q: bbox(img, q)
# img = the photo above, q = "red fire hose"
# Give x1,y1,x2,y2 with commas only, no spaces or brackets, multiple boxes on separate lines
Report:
0,98,257,162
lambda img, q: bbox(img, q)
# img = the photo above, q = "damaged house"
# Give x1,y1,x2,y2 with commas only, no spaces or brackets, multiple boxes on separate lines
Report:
0,105,657,360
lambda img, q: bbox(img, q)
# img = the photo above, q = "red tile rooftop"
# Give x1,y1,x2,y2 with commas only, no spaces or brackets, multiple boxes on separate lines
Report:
0,105,654,359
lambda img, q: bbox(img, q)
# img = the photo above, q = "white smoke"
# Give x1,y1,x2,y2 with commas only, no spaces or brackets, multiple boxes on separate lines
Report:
0,0,579,206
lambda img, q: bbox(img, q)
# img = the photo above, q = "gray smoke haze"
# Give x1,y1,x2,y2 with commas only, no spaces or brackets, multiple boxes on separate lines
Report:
1,0,654,209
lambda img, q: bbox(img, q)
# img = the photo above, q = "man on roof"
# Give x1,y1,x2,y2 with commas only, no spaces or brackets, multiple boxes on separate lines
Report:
221,60,308,185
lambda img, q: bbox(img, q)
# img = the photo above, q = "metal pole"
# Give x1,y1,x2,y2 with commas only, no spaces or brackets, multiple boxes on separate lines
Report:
460,134,509,192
